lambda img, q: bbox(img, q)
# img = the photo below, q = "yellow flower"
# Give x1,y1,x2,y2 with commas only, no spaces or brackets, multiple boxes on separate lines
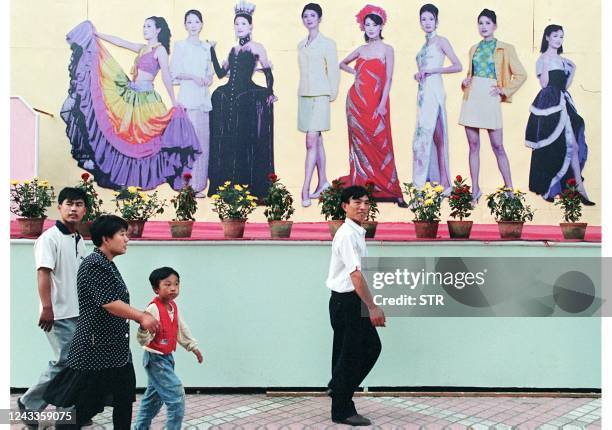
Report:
112,191,120,196
234,184,243,191
424,199,434,206
24,180,30,185
238,196,244,201
250,202,257,207
219,186,226,191
33,176,39,181
434,185,444,193
424,182,432,189
246,195,256,201
139,192,147,199
245,191,251,195
514,188,521,194
124,201,132,206
10,180,18,185
127,186,137,193
211,194,221,200
242,184,248,188
224,181,231,186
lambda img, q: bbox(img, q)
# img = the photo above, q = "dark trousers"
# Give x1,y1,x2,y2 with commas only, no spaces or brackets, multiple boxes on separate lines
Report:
328,291,382,420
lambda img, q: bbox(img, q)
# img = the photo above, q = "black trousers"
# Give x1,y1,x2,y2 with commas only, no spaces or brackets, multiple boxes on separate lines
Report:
328,291,382,420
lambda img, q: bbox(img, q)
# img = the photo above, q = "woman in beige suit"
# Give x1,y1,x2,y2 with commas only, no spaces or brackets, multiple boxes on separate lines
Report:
298,3,340,207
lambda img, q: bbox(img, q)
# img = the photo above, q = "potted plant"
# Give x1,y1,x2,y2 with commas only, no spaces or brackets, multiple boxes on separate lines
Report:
362,181,379,238
10,178,55,237
447,175,473,239
75,172,104,238
319,179,346,238
403,182,444,239
113,186,166,238
169,173,197,238
555,178,587,240
210,181,257,239
486,187,534,239
264,173,295,238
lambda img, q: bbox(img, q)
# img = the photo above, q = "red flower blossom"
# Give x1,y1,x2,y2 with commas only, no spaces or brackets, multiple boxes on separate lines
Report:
268,172,278,182
81,172,90,181
567,178,577,186
456,175,462,182
332,179,343,189
183,172,192,182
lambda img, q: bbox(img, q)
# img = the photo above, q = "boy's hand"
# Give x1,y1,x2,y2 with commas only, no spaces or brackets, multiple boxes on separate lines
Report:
193,349,203,363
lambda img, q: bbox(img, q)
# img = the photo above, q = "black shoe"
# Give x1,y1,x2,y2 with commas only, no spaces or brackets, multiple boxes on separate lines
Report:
580,194,596,206
17,397,39,429
325,387,333,397
333,414,372,426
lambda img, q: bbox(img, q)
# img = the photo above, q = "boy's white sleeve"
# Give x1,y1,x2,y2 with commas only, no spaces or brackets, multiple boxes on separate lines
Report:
137,303,159,346
177,315,198,352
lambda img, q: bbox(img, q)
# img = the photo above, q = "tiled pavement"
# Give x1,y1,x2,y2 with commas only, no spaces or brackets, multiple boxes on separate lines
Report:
10,393,601,429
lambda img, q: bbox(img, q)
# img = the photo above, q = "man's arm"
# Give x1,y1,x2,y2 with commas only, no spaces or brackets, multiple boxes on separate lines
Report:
350,270,386,327
37,268,54,332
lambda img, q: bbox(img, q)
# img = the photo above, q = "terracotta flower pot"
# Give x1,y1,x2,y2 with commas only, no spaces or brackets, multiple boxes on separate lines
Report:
77,221,93,238
414,220,439,239
169,220,194,238
362,220,378,239
127,220,146,238
497,221,524,239
222,219,246,239
328,220,345,238
17,217,45,237
268,220,293,238
447,220,473,239
560,222,587,240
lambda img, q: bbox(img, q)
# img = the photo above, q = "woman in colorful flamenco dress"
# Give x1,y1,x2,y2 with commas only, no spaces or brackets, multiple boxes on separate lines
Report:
339,4,406,207
171,9,214,197
207,1,276,200
525,25,594,205
458,9,527,206
412,4,462,195
61,17,201,190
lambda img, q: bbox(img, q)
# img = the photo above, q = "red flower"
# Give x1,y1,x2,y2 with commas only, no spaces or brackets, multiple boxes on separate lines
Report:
268,172,278,182
81,172,90,181
456,175,462,182
183,172,192,182
332,179,343,189
567,178,577,186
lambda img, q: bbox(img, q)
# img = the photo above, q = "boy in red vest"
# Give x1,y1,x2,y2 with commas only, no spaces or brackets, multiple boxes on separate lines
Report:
134,267,203,430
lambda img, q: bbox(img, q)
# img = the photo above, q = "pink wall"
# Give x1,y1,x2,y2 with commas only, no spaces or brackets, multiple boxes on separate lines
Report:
10,96,39,218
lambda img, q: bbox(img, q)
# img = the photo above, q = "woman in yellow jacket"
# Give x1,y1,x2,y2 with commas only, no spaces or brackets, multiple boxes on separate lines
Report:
458,9,526,205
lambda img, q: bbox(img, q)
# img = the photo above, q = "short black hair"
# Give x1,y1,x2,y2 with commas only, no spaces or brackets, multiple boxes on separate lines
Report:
149,267,180,291
57,187,87,205
90,215,128,247
341,185,369,204
419,3,439,21
302,3,322,19
478,8,497,25
184,9,203,23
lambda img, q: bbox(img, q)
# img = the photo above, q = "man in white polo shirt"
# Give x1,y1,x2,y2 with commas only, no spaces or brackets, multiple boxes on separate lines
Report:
325,185,386,427
18,187,88,418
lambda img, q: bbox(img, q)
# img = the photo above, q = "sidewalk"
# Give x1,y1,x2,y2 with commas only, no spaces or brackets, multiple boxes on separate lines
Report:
10,393,601,429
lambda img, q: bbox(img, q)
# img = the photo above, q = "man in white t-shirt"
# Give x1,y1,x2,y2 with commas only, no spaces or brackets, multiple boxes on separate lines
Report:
18,187,88,417
325,185,386,427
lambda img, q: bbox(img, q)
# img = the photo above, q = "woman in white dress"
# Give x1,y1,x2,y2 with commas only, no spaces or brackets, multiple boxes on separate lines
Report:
412,3,461,194
171,9,214,196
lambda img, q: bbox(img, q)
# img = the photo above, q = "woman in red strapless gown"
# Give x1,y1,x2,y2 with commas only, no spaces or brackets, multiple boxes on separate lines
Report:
339,9,406,206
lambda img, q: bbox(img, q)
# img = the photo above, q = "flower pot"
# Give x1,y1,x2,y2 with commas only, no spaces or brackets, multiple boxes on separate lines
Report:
222,219,246,239
363,220,378,239
77,221,93,238
497,221,524,239
414,220,439,239
268,220,293,238
560,222,587,240
447,220,473,239
127,220,146,238
169,220,194,238
17,217,45,237
328,220,345,238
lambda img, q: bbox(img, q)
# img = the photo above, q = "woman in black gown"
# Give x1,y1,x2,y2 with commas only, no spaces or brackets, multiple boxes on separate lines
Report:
525,24,594,205
208,1,276,200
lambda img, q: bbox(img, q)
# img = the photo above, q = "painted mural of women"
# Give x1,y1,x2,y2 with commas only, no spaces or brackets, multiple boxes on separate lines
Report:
207,1,276,200
339,4,406,207
171,9,214,197
412,3,462,194
297,3,340,207
62,18,201,190
458,9,526,206
525,25,594,205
